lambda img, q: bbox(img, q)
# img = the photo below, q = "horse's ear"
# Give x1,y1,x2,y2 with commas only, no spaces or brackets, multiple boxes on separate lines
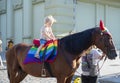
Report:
99,20,105,31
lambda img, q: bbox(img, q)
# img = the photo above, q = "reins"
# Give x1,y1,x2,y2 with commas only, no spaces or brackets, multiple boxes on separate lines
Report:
75,70,81,75
75,54,108,76
98,55,107,72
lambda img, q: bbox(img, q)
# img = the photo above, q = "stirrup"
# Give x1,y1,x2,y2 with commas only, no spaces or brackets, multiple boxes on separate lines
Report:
41,68,46,77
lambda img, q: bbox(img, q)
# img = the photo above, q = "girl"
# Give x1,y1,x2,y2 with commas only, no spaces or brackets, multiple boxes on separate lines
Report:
35,15,56,58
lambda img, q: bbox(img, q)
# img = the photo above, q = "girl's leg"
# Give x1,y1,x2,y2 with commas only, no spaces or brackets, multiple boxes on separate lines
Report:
35,44,44,58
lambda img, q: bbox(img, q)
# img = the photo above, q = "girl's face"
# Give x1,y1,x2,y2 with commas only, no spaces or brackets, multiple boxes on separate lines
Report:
46,21,53,27
8,43,13,48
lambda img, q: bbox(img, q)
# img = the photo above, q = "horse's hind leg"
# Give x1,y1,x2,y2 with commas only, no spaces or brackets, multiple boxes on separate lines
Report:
8,68,18,83
9,68,27,83
7,60,27,83
15,70,27,83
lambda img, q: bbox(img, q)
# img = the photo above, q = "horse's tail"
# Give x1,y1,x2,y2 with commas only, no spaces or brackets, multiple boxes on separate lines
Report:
7,70,10,79
6,45,19,79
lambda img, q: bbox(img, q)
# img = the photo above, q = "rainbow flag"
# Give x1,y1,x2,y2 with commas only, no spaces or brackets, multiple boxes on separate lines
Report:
23,40,58,64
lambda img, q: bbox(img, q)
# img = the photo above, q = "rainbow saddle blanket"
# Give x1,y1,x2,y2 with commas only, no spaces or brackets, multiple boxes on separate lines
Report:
23,40,58,64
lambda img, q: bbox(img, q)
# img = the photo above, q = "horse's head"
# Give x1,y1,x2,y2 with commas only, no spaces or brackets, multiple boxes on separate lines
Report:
92,20,117,59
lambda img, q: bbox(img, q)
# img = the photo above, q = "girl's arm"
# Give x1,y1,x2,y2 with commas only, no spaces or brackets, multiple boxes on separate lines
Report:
50,32,56,40
43,32,53,40
48,28,56,40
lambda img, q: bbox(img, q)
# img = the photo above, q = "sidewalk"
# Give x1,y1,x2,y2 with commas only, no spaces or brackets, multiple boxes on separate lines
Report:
99,73,120,83
98,55,120,83
99,56,120,76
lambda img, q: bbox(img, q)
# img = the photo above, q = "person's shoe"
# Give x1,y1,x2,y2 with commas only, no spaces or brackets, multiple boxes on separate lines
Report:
35,54,40,59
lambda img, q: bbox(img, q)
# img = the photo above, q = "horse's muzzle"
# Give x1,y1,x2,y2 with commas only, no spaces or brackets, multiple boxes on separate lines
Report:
107,50,117,59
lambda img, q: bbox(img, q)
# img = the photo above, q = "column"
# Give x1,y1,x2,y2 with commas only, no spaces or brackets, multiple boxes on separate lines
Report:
7,0,13,39
23,0,32,43
0,0,7,51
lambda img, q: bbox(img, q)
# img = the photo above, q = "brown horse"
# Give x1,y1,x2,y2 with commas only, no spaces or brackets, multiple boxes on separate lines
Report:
6,21,117,83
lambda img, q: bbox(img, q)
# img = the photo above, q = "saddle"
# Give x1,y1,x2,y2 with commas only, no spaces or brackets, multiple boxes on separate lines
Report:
33,39,40,47
23,39,58,64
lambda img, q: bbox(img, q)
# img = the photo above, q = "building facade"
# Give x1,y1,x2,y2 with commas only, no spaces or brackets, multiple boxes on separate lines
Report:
0,0,120,51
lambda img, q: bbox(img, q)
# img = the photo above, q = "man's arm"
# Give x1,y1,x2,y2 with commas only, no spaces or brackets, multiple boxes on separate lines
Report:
99,53,106,60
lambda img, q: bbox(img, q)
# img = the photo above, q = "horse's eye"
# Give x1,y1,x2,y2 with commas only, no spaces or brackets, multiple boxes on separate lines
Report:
109,38,113,43
101,32,103,35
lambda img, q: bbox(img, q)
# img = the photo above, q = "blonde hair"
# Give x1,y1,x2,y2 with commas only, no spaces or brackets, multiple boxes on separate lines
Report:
86,46,92,54
86,45,96,54
44,15,56,25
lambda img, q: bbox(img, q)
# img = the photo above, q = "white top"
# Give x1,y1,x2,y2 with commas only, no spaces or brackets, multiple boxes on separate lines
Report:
40,26,55,40
82,48,102,76
0,40,2,45
90,48,102,65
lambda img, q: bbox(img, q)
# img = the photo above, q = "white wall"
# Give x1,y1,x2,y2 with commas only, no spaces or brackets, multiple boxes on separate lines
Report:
32,2,45,39
23,0,32,43
75,1,120,49
0,0,45,50
0,14,7,50
14,9,23,44
75,2,96,32
0,0,120,50
106,6,120,49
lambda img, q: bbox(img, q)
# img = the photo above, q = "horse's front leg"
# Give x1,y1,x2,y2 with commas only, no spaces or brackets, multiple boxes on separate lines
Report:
57,76,67,83
66,74,74,83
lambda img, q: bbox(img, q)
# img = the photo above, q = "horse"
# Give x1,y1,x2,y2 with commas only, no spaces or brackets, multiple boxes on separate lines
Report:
6,20,117,83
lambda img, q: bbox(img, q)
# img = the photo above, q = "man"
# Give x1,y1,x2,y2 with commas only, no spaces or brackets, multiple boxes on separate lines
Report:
81,45,105,83
0,39,5,69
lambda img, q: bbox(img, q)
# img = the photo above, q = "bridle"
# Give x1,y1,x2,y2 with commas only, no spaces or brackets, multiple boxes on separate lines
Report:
101,32,116,53
92,28,115,54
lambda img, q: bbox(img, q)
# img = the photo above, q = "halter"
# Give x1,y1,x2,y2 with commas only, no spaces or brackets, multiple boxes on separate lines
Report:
101,31,116,52
99,20,116,52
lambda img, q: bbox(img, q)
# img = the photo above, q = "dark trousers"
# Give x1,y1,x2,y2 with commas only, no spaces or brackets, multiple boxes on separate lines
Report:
81,74,98,83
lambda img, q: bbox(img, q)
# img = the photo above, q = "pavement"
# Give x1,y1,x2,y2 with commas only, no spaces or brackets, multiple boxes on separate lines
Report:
98,55,120,83
99,74,120,83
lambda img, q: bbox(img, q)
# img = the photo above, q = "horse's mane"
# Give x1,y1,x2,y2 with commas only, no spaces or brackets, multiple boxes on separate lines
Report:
60,27,97,55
